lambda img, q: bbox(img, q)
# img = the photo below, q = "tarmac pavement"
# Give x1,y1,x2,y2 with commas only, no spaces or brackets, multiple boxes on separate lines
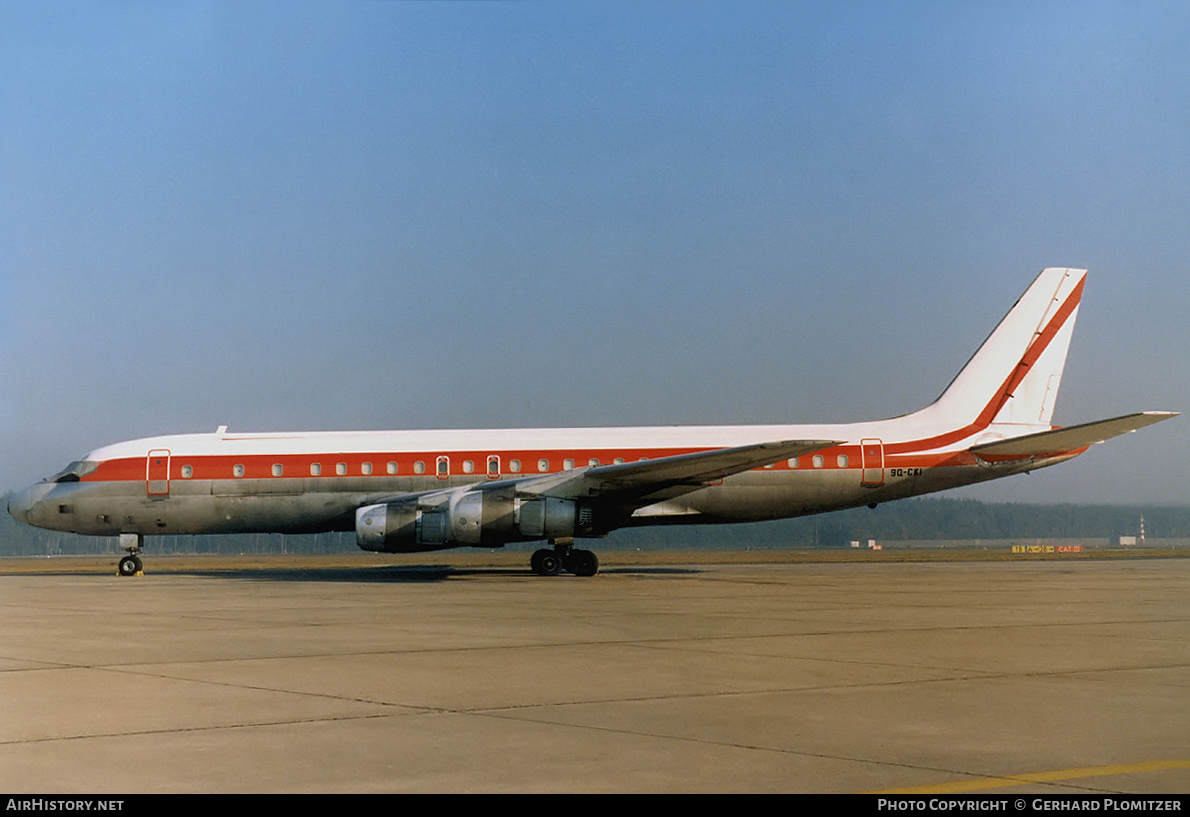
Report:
0,554,1187,793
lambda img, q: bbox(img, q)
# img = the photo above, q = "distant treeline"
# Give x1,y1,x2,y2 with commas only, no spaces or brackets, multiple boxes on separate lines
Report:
1,493,1185,557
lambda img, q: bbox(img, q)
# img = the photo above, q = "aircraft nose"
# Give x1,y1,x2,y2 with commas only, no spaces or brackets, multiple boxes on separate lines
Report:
7,485,45,526
8,488,31,524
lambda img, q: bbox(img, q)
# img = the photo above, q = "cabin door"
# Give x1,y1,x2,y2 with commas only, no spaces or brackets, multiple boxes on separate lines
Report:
146,449,171,497
860,439,884,487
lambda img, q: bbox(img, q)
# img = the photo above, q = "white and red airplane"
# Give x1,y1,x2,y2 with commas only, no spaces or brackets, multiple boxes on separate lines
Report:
8,268,1176,577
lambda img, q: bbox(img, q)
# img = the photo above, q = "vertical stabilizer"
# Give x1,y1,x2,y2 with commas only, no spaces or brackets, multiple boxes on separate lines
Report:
925,268,1086,430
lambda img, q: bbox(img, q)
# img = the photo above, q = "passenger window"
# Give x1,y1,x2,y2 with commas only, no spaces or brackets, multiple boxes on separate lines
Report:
563,458,575,470
181,465,193,478
837,455,849,468
233,464,244,478
361,462,373,475
787,458,798,469
509,459,521,473
310,463,322,476
272,464,283,477
588,458,599,466
812,455,824,469
387,462,398,475
537,458,549,472
414,461,425,475
463,460,474,474
336,462,347,476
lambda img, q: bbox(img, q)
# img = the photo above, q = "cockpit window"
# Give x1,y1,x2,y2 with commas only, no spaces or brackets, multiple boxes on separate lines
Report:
50,460,99,483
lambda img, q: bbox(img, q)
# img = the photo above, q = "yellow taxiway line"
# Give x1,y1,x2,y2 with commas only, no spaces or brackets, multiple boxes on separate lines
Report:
874,759,1190,794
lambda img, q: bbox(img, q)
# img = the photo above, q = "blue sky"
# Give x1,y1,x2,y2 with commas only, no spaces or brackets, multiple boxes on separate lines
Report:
2,1,1186,505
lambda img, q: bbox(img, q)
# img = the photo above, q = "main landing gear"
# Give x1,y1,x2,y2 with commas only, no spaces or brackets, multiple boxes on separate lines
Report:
530,538,599,577
117,533,144,577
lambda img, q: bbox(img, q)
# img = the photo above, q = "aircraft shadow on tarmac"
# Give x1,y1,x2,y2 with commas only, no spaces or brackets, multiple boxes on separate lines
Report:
169,564,703,583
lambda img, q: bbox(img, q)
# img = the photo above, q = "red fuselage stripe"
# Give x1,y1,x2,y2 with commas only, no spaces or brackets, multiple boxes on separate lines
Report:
81,446,985,484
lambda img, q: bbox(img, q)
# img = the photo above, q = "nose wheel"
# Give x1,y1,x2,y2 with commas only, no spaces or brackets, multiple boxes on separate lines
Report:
530,539,599,577
117,533,144,577
117,554,143,576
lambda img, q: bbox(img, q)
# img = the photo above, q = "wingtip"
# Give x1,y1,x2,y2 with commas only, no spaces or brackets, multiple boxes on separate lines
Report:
1133,410,1180,426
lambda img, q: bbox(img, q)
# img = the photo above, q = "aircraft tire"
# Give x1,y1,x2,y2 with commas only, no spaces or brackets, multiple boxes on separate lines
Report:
530,549,562,576
117,555,142,577
567,549,599,577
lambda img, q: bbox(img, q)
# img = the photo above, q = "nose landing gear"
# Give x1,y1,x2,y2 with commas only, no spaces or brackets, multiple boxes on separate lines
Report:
117,533,144,577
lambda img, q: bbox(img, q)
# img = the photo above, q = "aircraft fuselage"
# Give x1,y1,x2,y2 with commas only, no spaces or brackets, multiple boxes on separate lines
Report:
8,419,1067,540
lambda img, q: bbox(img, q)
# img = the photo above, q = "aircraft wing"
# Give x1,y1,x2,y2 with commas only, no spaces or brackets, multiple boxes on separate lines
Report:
970,412,1178,459
514,439,843,501
362,438,843,533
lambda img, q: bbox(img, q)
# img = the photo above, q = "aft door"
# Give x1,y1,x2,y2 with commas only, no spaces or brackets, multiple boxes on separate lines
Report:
146,449,171,497
860,439,884,487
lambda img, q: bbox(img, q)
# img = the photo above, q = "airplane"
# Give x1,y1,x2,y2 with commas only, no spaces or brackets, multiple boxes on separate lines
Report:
7,268,1177,577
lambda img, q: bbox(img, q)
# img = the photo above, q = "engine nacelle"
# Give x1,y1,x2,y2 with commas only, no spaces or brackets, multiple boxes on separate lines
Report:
355,492,595,553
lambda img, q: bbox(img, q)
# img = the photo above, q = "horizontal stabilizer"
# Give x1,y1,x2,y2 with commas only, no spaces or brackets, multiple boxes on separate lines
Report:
970,412,1178,459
